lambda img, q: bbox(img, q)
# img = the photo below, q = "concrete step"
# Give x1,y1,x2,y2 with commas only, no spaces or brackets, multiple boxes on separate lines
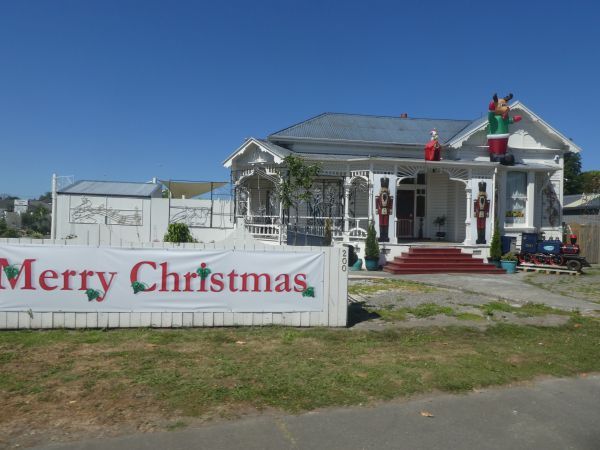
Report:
408,247,463,254
395,255,479,262
386,262,496,270
383,246,501,274
383,267,505,275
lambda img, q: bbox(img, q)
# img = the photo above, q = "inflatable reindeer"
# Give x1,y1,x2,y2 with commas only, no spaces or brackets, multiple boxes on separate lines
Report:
487,93,522,165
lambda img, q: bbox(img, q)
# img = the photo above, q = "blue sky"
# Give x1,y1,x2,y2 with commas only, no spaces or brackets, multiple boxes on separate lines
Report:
1,0,598,198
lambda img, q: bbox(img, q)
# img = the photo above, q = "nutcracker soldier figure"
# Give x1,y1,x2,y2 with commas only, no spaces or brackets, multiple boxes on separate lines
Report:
375,177,393,242
487,93,522,166
474,182,490,244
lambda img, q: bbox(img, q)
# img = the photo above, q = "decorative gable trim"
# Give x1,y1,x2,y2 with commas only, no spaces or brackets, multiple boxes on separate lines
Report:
222,138,291,168
446,101,581,153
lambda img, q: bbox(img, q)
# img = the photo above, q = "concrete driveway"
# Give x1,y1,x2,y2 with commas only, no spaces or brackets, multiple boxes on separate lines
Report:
350,271,600,313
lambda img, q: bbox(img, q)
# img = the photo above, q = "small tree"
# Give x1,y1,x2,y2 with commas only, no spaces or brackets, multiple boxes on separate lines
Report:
164,223,196,243
278,155,321,225
364,222,380,260
489,219,502,260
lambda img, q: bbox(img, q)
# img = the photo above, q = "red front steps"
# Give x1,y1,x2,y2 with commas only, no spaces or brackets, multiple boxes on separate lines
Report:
383,247,505,274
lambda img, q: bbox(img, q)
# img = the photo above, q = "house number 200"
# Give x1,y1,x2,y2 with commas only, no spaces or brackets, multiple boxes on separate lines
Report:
341,249,348,272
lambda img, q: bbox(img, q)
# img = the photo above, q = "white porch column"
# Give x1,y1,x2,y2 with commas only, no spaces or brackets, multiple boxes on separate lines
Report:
526,171,536,229
368,164,374,224
278,198,284,244
343,178,351,242
246,190,251,220
464,185,473,245
50,173,57,239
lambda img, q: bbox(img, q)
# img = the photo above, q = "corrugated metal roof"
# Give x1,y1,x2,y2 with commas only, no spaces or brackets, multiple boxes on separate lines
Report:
268,113,473,145
58,180,161,197
255,139,292,158
564,193,600,209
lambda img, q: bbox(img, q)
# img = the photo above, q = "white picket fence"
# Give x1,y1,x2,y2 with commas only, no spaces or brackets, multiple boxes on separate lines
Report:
0,238,348,329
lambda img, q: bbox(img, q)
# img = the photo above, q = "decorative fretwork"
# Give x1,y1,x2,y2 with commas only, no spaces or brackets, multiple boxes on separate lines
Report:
233,165,281,185
320,168,347,176
442,167,469,182
471,169,494,179
541,175,561,228
350,169,369,180
397,164,426,178
236,186,249,216
372,164,395,175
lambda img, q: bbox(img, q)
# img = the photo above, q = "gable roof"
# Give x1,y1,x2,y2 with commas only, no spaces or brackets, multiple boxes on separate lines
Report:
223,137,293,167
58,180,161,198
268,112,473,146
446,101,582,152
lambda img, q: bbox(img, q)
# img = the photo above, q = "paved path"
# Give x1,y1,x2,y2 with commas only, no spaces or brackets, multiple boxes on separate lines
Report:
350,272,599,313
40,375,600,450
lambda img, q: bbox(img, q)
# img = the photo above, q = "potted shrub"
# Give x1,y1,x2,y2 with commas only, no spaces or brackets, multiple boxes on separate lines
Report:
364,222,380,271
500,252,518,274
433,215,446,239
488,220,502,267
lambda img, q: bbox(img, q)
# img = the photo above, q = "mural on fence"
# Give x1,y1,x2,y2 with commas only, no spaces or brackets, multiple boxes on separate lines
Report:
70,197,143,226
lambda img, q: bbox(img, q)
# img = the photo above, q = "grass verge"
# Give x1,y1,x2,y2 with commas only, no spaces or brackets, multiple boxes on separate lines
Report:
348,279,436,296
480,301,570,317
2,317,599,426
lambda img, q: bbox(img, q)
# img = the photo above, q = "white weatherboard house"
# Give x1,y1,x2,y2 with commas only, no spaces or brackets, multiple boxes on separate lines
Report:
224,102,581,258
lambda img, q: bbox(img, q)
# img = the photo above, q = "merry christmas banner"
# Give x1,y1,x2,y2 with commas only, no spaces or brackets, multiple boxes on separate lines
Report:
0,245,324,312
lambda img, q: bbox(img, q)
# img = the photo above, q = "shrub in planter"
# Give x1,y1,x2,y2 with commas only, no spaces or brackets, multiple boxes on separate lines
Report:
364,222,380,271
500,252,518,273
433,215,446,239
488,220,502,266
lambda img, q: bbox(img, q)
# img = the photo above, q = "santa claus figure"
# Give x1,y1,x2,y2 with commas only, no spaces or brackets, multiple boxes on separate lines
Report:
474,181,490,244
424,129,441,161
376,177,393,242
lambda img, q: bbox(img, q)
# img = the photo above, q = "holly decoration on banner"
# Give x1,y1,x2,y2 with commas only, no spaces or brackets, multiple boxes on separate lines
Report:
85,289,103,302
132,281,148,294
302,286,315,298
3,265,19,280
196,263,211,280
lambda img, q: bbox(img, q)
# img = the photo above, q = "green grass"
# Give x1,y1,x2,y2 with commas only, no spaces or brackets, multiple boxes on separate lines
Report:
2,320,600,421
455,312,486,322
480,301,570,318
348,279,436,296
372,304,487,322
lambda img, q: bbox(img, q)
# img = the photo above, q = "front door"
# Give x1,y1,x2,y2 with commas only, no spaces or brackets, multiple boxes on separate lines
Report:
396,190,414,238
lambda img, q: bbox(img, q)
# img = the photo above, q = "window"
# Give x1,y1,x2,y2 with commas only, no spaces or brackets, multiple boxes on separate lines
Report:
505,172,527,225
417,173,426,185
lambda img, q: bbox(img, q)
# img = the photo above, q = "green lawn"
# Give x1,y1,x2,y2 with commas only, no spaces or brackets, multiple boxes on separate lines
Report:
2,317,599,422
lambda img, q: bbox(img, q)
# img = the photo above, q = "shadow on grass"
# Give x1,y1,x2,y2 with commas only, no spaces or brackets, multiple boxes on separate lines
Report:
347,302,380,327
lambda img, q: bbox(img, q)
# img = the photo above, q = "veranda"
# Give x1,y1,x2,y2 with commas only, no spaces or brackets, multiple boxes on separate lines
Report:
231,158,502,247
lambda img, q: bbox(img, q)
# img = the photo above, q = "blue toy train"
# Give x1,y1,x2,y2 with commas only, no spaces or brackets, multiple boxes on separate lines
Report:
517,232,591,272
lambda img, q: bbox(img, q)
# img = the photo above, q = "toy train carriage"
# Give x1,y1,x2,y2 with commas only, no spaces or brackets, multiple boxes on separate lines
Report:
518,232,591,271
